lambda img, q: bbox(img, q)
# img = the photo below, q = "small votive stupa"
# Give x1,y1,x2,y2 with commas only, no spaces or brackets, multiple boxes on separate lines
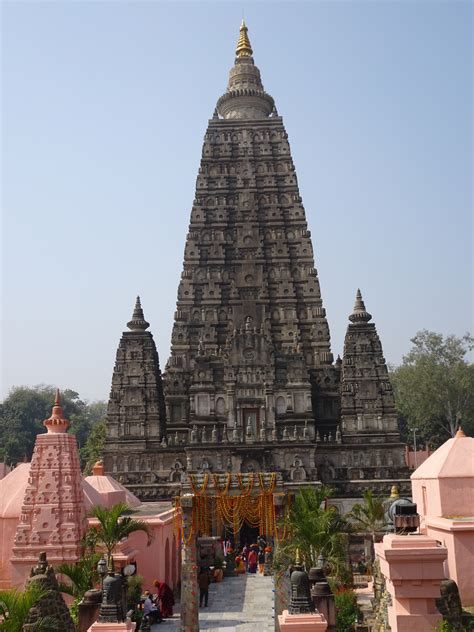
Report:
10,390,86,587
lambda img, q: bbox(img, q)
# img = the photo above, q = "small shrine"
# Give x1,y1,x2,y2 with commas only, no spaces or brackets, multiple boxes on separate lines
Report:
10,391,87,587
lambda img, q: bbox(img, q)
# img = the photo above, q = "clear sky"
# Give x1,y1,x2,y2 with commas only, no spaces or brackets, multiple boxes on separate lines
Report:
1,0,472,402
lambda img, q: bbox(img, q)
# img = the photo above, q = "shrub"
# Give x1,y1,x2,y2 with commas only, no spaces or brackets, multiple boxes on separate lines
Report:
334,587,360,632
127,574,144,612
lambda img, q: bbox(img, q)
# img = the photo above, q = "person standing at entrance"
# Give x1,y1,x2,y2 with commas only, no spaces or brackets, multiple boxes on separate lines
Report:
198,567,210,607
247,547,258,573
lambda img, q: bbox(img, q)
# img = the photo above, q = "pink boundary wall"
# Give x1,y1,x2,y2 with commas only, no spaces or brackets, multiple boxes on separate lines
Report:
375,534,447,632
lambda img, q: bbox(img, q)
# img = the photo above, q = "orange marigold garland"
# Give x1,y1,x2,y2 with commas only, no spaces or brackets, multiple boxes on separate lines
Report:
212,472,231,495
174,471,280,540
258,471,276,493
236,472,254,495
189,472,209,495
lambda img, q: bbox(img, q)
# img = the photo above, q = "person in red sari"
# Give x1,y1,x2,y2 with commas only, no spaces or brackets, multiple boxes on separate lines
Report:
153,579,175,618
247,548,258,573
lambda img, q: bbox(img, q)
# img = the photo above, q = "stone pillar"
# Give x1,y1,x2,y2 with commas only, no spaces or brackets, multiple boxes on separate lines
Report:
180,494,199,632
375,534,447,632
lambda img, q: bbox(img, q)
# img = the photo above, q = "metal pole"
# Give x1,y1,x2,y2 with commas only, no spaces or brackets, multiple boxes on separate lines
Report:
413,428,418,469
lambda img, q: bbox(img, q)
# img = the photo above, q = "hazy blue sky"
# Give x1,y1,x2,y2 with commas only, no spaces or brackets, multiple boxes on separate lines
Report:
1,0,472,402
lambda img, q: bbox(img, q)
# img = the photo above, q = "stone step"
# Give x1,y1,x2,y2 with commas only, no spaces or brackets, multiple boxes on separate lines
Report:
153,573,275,631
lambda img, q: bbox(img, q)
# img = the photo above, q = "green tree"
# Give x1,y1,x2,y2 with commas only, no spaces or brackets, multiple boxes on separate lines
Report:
0,584,62,631
0,385,106,467
88,502,153,563
390,331,474,447
80,419,107,475
348,489,386,572
275,487,350,583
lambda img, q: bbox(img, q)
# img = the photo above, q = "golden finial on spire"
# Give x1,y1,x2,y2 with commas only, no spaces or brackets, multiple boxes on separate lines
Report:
236,19,253,58
295,548,301,565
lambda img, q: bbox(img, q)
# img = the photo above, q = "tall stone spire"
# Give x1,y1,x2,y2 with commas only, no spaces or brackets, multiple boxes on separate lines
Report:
217,20,274,119
164,20,335,445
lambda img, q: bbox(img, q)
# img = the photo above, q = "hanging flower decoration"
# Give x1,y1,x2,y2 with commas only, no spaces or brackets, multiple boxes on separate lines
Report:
174,472,281,543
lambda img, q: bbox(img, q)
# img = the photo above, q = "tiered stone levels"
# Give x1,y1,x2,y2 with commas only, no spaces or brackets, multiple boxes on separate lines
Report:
164,22,336,445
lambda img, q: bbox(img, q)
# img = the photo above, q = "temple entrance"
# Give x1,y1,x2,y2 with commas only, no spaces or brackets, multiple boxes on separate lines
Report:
175,471,286,631
239,522,260,548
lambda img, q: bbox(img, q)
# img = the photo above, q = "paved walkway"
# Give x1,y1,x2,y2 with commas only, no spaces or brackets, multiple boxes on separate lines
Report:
153,573,275,631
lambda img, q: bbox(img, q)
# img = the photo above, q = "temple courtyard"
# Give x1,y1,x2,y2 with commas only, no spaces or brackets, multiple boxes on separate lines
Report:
153,574,275,632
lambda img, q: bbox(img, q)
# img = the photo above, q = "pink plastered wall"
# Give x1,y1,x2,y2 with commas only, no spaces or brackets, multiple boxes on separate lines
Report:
422,520,474,604
411,434,474,605
122,510,180,592
413,478,474,520
93,508,181,594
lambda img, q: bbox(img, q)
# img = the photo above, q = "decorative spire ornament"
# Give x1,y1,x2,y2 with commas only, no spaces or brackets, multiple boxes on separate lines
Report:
43,389,70,434
127,296,150,331
348,288,372,324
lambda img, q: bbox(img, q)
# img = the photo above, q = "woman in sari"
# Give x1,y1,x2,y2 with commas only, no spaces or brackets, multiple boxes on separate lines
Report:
247,548,258,574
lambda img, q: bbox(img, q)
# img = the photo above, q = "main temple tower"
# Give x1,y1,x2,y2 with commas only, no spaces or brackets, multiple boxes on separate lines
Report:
164,21,338,442
103,22,409,507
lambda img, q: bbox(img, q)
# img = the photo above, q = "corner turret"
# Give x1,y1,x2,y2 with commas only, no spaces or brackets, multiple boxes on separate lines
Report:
103,297,166,480
340,290,404,472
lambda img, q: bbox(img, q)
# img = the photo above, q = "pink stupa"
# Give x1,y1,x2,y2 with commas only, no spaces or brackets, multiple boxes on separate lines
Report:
10,390,87,587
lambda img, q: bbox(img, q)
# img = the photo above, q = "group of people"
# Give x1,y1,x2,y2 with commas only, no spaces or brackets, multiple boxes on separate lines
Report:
142,579,175,624
234,537,271,574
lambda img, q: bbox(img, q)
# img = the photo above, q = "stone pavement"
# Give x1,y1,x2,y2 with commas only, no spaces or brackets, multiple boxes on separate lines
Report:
152,573,275,631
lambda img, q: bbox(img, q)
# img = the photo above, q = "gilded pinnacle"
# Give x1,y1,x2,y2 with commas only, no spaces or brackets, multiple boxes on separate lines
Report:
236,19,253,58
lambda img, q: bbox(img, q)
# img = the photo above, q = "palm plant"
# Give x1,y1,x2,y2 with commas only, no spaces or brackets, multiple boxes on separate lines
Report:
276,486,350,582
348,489,386,572
88,502,153,563
0,585,61,631
57,554,101,601
56,553,101,625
